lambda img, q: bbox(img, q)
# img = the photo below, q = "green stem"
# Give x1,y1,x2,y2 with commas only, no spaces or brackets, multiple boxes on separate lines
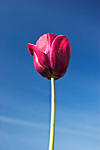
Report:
49,77,55,150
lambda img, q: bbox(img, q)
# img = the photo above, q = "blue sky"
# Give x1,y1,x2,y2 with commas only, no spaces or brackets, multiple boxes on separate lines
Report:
0,0,100,150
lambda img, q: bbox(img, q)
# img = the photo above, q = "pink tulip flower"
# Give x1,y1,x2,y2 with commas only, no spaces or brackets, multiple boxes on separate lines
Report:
27,33,71,80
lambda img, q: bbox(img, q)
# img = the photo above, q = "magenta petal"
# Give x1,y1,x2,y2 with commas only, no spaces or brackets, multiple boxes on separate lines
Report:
50,35,71,79
27,43,38,56
27,43,51,79
47,33,56,47
36,33,56,55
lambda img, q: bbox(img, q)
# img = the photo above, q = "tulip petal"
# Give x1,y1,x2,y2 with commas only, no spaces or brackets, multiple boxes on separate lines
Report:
50,35,71,79
36,33,56,55
27,43,38,56
27,43,51,79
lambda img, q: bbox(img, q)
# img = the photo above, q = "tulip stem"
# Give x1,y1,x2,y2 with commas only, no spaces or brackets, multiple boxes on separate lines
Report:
49,76,55,150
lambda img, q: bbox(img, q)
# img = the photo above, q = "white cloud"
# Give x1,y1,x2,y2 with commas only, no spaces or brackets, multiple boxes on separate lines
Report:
0,115,100,139
0,115,48,130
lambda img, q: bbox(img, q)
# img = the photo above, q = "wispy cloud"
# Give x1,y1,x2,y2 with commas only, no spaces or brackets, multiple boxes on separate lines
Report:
0,115,100,139
56,126,100,139
0,115,48,130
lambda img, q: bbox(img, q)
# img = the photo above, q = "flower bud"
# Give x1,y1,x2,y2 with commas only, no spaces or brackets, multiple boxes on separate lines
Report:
27,33,71,80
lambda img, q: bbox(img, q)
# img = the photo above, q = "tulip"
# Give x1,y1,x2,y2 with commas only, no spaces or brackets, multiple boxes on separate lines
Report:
27,33,71,80
27,33,71,150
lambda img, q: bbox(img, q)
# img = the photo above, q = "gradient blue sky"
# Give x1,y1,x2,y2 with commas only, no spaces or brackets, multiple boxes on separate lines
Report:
0,0,100,150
